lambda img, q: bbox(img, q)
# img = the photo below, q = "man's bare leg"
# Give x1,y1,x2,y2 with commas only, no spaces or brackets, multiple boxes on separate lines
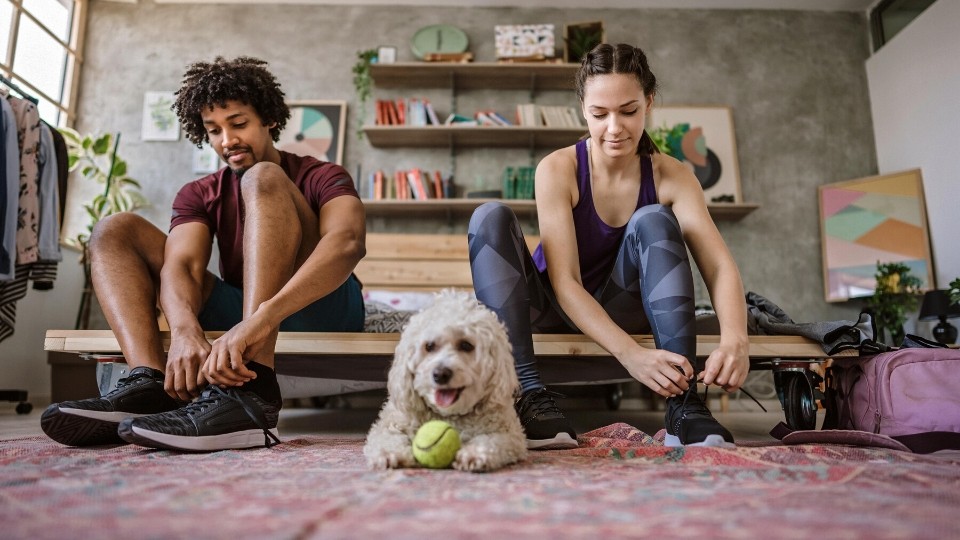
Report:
238,162,321,369
88,213,170,371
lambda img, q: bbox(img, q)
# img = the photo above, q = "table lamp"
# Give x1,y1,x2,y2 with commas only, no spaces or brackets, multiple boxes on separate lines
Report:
918,289,960,344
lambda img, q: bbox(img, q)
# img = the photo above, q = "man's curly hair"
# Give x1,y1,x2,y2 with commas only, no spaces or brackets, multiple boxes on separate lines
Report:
173,56,290,147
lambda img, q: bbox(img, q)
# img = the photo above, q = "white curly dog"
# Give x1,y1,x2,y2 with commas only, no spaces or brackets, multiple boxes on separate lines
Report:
364,290,528,472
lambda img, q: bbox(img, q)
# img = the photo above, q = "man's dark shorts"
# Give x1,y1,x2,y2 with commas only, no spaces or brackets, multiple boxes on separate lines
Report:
196,275,364,332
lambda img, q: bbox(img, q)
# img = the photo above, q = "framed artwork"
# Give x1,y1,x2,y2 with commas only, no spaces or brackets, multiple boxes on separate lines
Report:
494,24,555,59
818,168,934,302
647,106,742,204
141,91,179,141
192,143,221,174
277,101,347,165
377,46,397,64
563,20,604,63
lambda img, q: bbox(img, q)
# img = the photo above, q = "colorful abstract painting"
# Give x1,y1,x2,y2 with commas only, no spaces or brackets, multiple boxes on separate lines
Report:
277,101,346,165
819,169,934,302
648,106,742,203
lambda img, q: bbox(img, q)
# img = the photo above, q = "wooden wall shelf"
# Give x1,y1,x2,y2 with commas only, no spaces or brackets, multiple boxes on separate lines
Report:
363,125,587,148
363,199,759,221
369,62,578,91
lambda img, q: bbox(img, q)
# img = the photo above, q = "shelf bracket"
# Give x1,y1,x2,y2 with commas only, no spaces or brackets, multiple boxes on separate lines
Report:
449,71,458,114
529,73,537,102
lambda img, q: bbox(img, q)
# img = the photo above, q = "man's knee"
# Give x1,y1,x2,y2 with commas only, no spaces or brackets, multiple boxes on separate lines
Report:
89,212,153,251
239,162,289,201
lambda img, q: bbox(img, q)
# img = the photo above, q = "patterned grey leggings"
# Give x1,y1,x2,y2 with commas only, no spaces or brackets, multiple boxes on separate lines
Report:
467,202,697,394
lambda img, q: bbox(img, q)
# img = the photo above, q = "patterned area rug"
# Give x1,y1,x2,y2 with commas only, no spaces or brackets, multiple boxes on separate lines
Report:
2,423,959,539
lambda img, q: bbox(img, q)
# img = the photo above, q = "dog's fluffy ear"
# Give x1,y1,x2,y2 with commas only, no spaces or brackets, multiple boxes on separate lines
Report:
388,324,428,416
473,307,519,406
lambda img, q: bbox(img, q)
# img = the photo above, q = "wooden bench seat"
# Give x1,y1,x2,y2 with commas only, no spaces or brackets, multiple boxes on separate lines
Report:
44,233,843,419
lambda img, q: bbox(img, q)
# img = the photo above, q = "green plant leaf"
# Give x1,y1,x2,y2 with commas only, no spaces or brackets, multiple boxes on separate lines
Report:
111,160,127,177
81,136,93,150
92,134,111,155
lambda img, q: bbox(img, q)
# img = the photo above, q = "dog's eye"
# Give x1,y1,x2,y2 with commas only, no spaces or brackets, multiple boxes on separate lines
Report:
424,341,436,353
457,340,474,352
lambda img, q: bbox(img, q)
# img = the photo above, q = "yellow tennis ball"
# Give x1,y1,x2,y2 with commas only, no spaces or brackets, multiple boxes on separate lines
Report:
412,420,461,469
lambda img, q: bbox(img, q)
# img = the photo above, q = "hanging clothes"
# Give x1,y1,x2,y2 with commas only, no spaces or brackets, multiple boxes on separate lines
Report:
0,90,63,341
0,96,17,280
6,95,42,265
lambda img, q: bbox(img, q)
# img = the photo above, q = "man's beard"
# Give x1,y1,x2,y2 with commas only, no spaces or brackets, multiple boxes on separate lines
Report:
231,165,249,178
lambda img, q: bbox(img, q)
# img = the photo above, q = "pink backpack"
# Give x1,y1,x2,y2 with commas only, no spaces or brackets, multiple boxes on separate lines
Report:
773,345,960,453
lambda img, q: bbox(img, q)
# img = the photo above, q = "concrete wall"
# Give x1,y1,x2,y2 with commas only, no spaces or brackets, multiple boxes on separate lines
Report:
1,3,876,404
866,0,959,289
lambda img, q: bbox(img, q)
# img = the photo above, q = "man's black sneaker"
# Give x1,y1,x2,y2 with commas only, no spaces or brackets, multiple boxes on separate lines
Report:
40,366,181,447
515,387,578,450
664,385,735,448
117,385,281,452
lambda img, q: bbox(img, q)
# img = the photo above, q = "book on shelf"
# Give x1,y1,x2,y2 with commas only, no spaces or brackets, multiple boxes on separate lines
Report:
515,103,541,127
444,113,478,126
501,166,535,199
364,169,450,200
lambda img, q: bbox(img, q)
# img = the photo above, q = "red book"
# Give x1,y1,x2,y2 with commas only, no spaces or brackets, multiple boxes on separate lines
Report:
433,170,444,199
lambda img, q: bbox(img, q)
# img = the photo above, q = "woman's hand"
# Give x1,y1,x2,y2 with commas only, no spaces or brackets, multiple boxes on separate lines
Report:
700,340,749,391
619,345,693,398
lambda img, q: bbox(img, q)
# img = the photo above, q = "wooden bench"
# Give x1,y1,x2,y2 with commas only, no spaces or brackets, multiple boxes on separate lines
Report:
44,233,844,427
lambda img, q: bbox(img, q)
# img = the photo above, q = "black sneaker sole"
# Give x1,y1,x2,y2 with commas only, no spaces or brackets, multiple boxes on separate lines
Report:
118,421,281,452
40,404,128,447
527,432,578,450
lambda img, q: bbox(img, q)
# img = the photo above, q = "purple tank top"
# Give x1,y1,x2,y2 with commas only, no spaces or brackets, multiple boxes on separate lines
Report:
532,139,658,294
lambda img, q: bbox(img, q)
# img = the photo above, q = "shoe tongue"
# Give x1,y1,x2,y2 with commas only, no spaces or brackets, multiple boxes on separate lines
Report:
435,388,460,407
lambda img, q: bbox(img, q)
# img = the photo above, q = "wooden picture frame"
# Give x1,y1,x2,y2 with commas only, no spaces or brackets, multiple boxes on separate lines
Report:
563,21,604,63
818,168,935,302
277,100,347,165
647,105,743,203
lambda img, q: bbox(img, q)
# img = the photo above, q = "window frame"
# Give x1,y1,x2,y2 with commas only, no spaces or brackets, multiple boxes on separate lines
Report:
1,0,87,127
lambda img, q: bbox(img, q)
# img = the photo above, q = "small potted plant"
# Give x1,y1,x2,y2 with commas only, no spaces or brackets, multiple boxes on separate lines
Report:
949,277,960,308
352,49,378,138
867,261,923,346
58,127,147,328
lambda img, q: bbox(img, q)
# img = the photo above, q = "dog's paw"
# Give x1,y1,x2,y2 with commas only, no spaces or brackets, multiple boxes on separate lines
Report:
452,445,503,473
367,449,417,470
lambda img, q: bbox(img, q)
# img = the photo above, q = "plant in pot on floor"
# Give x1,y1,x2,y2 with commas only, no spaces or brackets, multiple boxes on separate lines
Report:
867,261,923,346
58,128,148,329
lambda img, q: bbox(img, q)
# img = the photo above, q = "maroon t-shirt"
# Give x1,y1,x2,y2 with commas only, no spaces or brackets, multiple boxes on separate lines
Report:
170,151,358,288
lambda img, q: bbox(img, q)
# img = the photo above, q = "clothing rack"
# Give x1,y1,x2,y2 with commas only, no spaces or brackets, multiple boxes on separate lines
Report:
1,74,36,414
0,74,39,105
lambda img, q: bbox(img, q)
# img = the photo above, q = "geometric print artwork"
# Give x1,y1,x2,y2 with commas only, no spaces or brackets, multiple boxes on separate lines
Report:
818,168,934,302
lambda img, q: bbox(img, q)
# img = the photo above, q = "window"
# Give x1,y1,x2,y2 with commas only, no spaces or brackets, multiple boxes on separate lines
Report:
870,0,937,51
0,0,86,126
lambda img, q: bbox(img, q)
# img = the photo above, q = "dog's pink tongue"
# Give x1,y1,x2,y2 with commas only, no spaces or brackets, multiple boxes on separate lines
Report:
435,389,459,407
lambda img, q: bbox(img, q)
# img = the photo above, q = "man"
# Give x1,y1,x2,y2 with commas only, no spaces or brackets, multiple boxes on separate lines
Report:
41,57,365,451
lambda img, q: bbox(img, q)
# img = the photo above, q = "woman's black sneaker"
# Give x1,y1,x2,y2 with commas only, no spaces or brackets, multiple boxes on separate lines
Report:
117,385,281,452
515,387,578,450
40,366,181,447
664,385,735,448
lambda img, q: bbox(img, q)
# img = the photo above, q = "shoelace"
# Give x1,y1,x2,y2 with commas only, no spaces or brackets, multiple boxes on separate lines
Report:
109,369,157,393
517,388,567,421
184,386,282,448
700,383,768,413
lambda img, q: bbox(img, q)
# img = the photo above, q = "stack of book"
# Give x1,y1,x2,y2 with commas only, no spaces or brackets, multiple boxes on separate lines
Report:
502,166,536,199
366,169,453,200
375,98,441,126
515,104,583,127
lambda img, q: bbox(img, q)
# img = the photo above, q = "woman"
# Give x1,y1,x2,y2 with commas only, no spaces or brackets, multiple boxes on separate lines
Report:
468,43,749,449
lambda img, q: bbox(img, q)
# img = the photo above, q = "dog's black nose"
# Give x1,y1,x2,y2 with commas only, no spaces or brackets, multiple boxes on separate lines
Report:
433,366,453,385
